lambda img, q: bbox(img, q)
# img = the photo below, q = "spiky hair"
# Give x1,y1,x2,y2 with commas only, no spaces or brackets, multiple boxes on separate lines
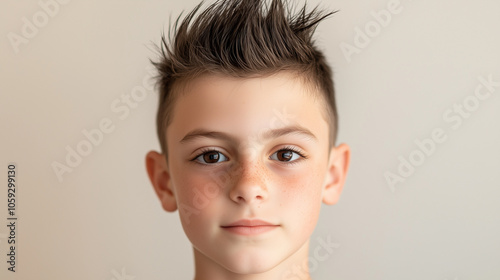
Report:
151,0,338,161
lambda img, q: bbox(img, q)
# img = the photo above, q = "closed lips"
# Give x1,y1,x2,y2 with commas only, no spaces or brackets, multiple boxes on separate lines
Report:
221,219,279,227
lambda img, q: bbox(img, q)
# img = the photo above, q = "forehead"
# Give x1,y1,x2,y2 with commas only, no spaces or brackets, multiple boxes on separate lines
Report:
167,72,328,145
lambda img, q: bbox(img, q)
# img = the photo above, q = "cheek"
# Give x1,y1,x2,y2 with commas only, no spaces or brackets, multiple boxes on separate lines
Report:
171,167,215,227
277,168,324,223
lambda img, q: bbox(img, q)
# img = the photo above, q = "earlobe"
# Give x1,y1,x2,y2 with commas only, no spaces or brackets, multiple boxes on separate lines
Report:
145,151,178,212
322,143,351,205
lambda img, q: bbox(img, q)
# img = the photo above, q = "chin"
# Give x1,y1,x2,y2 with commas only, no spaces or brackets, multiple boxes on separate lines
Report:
218,249,283,274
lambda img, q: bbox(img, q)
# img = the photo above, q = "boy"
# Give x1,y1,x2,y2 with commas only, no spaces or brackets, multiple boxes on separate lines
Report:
145,0,350,279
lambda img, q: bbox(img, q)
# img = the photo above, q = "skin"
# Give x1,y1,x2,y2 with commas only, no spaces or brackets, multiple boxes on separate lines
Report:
145,72,350,280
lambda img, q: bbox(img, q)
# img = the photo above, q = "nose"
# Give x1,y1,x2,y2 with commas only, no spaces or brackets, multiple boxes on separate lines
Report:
228,161,269,204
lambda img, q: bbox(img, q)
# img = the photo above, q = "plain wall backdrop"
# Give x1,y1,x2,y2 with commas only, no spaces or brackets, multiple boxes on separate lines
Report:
1,0,499,279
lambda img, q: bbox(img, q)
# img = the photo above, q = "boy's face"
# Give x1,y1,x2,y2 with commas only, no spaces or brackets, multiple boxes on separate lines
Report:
146,72,350,275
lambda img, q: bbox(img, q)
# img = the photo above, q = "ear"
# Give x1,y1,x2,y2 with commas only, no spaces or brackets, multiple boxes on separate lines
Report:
145,151,177,212
322,143,351,205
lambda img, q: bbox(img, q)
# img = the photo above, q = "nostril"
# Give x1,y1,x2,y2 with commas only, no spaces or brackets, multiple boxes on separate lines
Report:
235,194,263,203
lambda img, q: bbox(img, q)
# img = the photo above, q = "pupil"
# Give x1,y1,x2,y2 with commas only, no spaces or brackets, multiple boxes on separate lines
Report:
280,151,292,161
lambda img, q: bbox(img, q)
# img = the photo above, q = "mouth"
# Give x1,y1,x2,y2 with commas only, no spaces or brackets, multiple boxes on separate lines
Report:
221,219,280,235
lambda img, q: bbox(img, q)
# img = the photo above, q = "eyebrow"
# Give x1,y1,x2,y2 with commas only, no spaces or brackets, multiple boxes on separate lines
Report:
179,125,318,144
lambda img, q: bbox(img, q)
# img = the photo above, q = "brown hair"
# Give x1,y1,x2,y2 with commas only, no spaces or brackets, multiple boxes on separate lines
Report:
151,0,338,161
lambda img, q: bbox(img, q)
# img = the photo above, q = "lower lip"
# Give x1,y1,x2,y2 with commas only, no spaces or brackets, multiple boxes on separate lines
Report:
221,225,279,235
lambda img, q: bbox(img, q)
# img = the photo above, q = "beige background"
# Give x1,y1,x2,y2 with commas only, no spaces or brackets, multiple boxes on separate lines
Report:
1,0,499,279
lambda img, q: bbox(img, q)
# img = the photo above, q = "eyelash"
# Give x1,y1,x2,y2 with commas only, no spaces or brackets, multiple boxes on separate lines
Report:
190,146,308,166
275,146,308,165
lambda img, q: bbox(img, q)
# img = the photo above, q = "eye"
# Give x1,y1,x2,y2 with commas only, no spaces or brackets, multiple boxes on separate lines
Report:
191,149,229,165
270,146,307,165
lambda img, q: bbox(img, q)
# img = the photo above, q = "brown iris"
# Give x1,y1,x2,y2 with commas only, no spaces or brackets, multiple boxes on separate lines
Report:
203,151,220,163
276,150,293,161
